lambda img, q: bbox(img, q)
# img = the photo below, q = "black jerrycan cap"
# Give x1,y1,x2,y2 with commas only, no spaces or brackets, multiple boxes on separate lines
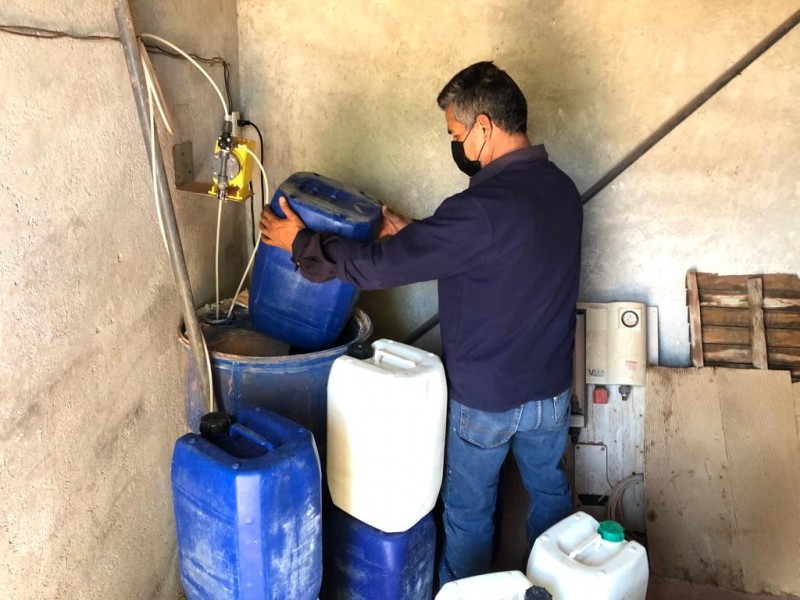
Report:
347,342,374,360
200,411,233,441
525,585,553,600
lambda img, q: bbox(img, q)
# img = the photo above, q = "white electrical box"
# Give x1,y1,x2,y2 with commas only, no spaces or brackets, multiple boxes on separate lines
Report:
578,302,647,386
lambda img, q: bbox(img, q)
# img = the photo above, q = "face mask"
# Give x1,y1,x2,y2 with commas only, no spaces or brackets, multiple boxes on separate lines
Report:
451,122,487,176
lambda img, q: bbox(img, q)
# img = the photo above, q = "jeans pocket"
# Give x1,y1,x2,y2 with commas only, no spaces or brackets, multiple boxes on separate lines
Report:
457,402,520,449
543,387,571,431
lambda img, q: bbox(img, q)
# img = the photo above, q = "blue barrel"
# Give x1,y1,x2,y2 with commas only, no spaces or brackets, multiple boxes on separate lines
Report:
249,172,382,350
172,408,322,600
322,507,436,600
179,306,372,463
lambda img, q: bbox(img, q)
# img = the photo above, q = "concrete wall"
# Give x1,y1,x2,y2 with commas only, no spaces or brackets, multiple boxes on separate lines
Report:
237,0,799,363
0,1,242,598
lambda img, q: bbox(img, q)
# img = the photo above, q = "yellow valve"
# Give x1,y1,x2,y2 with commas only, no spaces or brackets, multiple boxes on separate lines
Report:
209,137,256,202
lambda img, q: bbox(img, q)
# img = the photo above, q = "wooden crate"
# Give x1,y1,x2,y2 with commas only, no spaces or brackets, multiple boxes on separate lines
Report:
686,270,800,381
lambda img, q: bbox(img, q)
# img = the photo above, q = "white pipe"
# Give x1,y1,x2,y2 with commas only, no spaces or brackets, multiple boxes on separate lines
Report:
139,32,229,116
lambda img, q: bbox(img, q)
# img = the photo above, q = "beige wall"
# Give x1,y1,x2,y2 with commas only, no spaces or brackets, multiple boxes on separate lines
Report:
238,0,799,363
0,1,242,598
1,2,799,598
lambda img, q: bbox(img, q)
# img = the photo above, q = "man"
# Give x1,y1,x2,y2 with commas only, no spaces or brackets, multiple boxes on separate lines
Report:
261,61,583,585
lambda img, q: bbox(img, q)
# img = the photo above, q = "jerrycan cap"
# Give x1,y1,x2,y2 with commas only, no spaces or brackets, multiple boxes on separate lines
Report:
200,411,232,441
597,520,625,543
347,342,374,360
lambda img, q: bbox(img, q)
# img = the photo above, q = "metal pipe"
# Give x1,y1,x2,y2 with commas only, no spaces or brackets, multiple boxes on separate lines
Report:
581,7,800,205
114,0,213,410
402,313,440,346
405,8,800,346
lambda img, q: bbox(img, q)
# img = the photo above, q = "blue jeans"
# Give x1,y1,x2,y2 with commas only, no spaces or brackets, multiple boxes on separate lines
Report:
438,388,573,585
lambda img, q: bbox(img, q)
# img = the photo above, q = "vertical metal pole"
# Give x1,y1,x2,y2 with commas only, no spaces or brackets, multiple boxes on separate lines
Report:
114,0,213,412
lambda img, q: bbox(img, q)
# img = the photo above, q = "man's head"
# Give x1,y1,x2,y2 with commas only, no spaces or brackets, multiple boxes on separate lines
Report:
437,62,529,175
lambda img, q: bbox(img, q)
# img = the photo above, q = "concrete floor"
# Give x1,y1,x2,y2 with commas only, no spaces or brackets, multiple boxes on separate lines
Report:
494,458,800,600
647,576,799,600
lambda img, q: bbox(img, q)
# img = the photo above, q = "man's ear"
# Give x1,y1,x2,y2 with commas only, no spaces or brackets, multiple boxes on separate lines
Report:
475,113,493,138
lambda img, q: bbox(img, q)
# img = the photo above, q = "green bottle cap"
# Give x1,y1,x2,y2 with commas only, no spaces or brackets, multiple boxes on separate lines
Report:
597,520,625,543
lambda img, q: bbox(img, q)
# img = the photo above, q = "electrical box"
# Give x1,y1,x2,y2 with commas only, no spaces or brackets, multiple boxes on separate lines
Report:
578,302,646,387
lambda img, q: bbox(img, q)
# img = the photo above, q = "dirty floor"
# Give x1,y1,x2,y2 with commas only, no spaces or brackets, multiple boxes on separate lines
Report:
494,457,800,600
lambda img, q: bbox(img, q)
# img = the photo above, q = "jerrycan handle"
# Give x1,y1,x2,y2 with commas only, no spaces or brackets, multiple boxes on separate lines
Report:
230,423,276,452
568,532,602,559
373,348,418,370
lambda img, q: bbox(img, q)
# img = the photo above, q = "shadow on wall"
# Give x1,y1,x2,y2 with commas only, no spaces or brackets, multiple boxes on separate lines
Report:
277,2,609,340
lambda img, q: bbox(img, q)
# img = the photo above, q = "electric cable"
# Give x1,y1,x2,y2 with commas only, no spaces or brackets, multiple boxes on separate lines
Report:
139,33,229,116
146,68,214,412
141,43,173,135
248,181,257,248
0,24,230,69
226,146,271,321
148,82,169,253
240,120,266,252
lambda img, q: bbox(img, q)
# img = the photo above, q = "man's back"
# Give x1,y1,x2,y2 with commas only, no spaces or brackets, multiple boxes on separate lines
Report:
434,145,583,411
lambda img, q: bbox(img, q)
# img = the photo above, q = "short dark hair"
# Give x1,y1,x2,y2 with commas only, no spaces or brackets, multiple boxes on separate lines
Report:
437,61,528,134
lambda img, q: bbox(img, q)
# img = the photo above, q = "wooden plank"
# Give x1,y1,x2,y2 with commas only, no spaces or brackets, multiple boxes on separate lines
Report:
747,278,768,369
699,292,800,310
715,369,800,595
696,272,800,297
645,367,739,587
645,367,800,595
701,306,800,329
704,344,800,367
686,269,704,367
702,325,800,348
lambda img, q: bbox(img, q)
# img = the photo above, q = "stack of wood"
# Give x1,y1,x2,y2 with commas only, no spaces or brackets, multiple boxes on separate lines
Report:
686,269,800,381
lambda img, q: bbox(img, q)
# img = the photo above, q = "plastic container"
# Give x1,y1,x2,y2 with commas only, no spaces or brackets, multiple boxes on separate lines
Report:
322,507,436,600
326,339,447,532
435,571,534,600
249,172,382,350
172,408,322,600
526,512,648,600
179,304,372,465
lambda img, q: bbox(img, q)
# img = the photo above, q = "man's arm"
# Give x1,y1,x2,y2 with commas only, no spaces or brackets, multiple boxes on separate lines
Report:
261,194,492,290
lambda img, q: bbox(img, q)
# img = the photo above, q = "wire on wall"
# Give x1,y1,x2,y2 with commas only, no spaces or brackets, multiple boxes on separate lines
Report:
0,24,233,104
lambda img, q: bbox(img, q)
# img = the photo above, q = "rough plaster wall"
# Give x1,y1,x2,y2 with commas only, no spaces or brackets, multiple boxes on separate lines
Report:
0,1,241,598
237,0,799,363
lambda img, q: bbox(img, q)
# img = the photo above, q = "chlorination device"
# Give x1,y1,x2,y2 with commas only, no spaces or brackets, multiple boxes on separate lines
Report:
209,117,256,202
578,301,647,401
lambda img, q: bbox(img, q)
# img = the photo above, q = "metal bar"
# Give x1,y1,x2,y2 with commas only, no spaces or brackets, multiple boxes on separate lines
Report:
114,0,212,411
401,313,440,346
405,9,800,347
581,7,800,205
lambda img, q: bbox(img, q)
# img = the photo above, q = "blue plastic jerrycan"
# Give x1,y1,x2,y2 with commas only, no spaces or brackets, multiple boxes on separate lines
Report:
249,172,382,351
322,506,436,600
172,408,322,600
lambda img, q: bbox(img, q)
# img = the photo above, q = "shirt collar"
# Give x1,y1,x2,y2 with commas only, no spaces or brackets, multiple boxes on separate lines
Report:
468,144,549,188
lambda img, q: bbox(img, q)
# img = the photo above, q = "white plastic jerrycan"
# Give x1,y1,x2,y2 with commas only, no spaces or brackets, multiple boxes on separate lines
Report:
326,339,447,533
526,512,648,600
435,570,534,600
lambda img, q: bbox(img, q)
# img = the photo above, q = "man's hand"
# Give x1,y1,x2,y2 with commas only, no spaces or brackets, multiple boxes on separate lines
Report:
260,197,306,251
379,205,411,239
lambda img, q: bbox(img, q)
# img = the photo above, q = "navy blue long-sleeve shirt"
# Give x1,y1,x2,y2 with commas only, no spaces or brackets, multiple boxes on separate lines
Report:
292,145,583,412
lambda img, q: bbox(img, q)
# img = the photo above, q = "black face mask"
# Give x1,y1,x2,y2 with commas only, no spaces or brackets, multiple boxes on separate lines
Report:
451,122,486,177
